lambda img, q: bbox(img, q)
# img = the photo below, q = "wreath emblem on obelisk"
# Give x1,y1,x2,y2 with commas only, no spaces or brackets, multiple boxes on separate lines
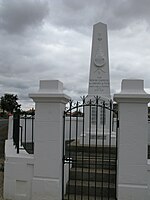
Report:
94,33,106,72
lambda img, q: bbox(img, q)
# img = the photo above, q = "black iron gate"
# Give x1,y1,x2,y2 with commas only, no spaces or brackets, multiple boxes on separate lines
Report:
62,96,118,200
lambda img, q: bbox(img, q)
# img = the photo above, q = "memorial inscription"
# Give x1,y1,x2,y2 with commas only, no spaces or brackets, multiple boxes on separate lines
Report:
89,79,110,93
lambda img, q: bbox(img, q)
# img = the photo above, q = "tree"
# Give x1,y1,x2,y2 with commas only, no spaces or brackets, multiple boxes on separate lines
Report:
0,94,21,114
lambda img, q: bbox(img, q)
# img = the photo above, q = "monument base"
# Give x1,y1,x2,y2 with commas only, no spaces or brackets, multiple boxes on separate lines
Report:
79,130,116,146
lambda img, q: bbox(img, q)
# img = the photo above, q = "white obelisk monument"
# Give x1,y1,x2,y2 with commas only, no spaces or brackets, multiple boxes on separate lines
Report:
80,22,111,144
88,22,110,99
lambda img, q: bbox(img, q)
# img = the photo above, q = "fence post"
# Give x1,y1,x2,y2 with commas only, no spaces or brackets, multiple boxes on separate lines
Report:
13,112,20,154
114,79,150,200
29,80,70,200
8,115,13,139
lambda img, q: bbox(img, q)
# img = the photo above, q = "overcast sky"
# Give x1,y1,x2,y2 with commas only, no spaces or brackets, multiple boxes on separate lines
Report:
1,0,150,110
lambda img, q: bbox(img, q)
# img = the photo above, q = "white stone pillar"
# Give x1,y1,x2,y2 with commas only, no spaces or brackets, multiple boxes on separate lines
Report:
114,79,150,200
8,115,13,139
29,80,70,200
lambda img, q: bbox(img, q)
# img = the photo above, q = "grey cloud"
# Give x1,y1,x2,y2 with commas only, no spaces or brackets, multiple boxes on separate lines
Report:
105,0,150,29
0,76,32,90
0,0,150,110
49,0,150,31
114,0,150,21
49,0,106,32
0,0,49,33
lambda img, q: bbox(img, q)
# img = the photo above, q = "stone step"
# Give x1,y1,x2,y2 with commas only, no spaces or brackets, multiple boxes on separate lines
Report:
70,155,116,161
66,151,117,159
66,142,116,155
66,180,116,197
69,158,116,170
64,194,116,200
70,168,116,183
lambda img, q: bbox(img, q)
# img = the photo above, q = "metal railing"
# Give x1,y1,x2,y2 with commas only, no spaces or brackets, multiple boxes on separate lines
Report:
13,112,34,154
62,97,118,200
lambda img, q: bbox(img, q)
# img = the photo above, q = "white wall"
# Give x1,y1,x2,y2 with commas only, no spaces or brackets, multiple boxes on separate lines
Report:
65,117,83,140
20,117,34,143
4,139,34,200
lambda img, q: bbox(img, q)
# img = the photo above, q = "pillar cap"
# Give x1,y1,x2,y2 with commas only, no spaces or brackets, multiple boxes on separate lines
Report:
121,79,146,94
29,80,70,103
39,80,63,93
114,79,150,103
